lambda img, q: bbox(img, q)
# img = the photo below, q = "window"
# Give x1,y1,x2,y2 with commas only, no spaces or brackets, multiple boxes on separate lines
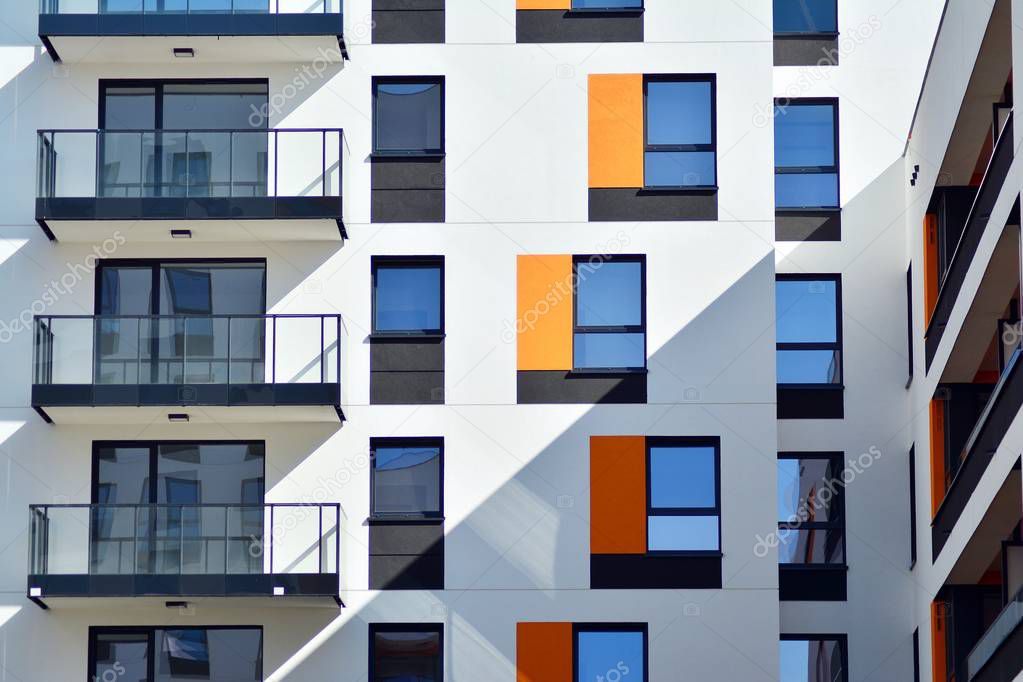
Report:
644,76,716,188
912,628,920,682
370,625,442,682
90,627,262,682
372,258,444,335
777,453,845,566
575,625,647,682
779,636,847,682
572,0,642,7
906,266,914,382
370,438,443,518
773,0,838,35
647,439,720,552
908,445,917,568
774,100,839,209
574,256,646,370
372,78,444,155
776,275,842,385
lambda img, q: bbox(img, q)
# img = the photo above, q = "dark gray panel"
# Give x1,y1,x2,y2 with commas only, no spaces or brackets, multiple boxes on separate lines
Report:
369,522,444,555
779,566,847,601
372,10,445,44
775,211,842,241
588,188,717,222
516,10,643,43
773,36,840,67
371,371,445,404
369,553,444,590
777,386,844,419
375,0,443,10
516,371,646,404
371,157,445,190
370,338,444,372
591,554,721,589
371,189,446,223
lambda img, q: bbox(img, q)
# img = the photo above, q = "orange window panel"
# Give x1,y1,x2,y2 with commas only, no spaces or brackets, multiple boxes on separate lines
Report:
923,214,939,324
517,622,572,682
929,399,946,517
590,435,646,554
588,74,644,189
517,0,570,7
517,255,573,371
931,601,947,682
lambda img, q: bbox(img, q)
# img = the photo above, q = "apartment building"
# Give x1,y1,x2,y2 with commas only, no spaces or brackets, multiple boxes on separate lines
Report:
0,0,1009,680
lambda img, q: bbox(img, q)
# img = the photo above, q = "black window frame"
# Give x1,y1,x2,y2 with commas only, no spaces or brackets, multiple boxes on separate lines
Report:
912,628,920,682
98,78,270,130
572,254,647,372
774,98,840,211
906,265,914,384
908,444,917,568
370,256,445,337
645,436,722,556
87,625,264,682
568,0,645,11
779,634,849,682
369,437,444,521
776,273,844,388
371,76,446,157
777,451,847,568
772,0,839,37
572,623,649,682
368,623,443,682
642,74,718,190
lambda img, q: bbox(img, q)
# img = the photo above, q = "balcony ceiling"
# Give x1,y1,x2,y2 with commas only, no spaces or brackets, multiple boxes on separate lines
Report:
44,35,345,65
42,218,344,243
37,404,342,425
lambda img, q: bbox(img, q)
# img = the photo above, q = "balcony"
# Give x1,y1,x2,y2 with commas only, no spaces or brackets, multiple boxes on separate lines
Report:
32,314,345,424
967,585,1023,681
28,503,341,608
38,0,345,64
36,128,347,242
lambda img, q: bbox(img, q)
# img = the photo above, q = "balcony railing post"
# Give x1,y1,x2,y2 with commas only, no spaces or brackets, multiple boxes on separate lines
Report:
318,505,323,573
269,504,275,578
336,315,341,387
320,316,325,383
272,316,277,384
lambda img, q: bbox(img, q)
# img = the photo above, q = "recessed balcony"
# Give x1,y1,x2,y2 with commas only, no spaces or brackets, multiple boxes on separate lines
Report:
36,128,348,242
28,502,341,608
38,0,345,64
32,313,345,423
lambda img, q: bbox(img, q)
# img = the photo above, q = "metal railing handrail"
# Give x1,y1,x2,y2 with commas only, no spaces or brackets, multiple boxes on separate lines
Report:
37,127,343,134
36,313,342,320
967,583,1023,680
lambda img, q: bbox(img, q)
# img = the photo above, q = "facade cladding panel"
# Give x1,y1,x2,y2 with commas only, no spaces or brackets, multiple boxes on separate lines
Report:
6,1,981,681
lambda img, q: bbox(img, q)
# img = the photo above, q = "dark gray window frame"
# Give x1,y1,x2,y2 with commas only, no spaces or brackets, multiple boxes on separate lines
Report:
370,256,445,337
645,437,722,556
369,437,444,521
642,74,717,191
572,255,647,372
777,451,847,568
774,98,840,211
776,273,844,388
371,76,445,157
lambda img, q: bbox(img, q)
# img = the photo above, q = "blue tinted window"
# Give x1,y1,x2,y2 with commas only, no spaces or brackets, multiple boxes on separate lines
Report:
576,261,642,327
776,173,839,208
374,263,442,333
374,80,443,153
650,446,716,508
775,105,835,167
774,0,838,34
777,349,841,384
573,0,642,6
644,151,716,188
372,443,442,515
776,279,837,343
648,515,720,551
574,333,645,369
780,639,845,681
646,80,713,146
577,631,645,682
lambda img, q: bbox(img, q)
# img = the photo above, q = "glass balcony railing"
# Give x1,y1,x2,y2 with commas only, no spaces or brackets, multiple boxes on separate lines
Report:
39,0,340,16
32,314,343,409
36,129,346,224
28,503,340,598
967,585,1023,680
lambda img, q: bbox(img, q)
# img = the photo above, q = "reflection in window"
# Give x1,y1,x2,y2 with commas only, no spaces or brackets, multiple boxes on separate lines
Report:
780,637,847,682
371,439,443,517
777,454,845,565
776,276,842,385
648,441,720,551
775,101,839,209
773,0,838,35
644,76,716,188
574,257,645,370
91,628,262,682
371,626,443,682
576,627,646,682
373,79,444,154
572,0,641,7
372,258,444,334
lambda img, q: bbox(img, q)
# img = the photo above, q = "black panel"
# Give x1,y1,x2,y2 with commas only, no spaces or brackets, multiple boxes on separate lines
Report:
38,197,341,222
776,210,842,241
590,554,721,589
373,0,444,44
371,338,444,405
368,521,444,590
773,36,840,66
33,382,340,409
777,386,844,419
588,188,717,222
28,573,337,598
516,10,643,43
517,370,646,404
371,157,446,223
778,566,847,601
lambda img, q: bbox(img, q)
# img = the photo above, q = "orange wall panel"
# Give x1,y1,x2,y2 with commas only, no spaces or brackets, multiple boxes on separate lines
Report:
923,214,939,324
929,399,946,517
517,622,572,682
517,255,573,371
590,435,646,554
931,602,947,682
517,0,570,8
588,74,644,189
